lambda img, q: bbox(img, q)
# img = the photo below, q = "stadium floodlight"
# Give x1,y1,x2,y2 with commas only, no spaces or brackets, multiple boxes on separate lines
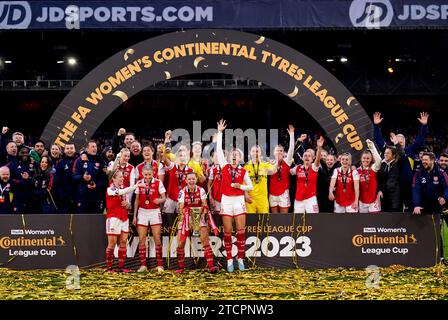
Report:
67,57,77,66
4,60,11,64
395,58,403,62
57,60,64,64
388,67,394,74
326,58,334,62
340,57,348,63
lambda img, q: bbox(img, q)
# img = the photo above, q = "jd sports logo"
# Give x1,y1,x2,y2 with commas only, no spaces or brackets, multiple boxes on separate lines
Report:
0,1,31,29
349,0,394,28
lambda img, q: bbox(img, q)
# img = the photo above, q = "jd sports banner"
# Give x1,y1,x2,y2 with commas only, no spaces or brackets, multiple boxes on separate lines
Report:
0,213,439,270
0,1,447,30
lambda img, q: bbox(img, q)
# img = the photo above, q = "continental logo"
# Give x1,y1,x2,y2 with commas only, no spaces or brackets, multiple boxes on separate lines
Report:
0,236,66,249
352,234,417,247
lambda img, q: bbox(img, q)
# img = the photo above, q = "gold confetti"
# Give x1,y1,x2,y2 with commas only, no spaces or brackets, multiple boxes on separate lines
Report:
221,62,229,66
335,133,344,143
112,90,128,102
123,48,135,61
193,56,205,69
0,265,446,300
164,71,171,80
287,86,299,97
254,36,265,44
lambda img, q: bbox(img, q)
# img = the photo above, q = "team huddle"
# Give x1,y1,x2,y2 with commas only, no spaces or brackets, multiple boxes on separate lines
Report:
104,113,448,272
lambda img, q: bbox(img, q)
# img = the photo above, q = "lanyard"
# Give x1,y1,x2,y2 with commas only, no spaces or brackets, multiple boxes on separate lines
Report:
252,161,260,183
304,165,309,186
341,168,349,192
229,166,238,183
187,187,196,204
145,179,153,202
277,160,283,181
363,168,370,185
177,164,186,187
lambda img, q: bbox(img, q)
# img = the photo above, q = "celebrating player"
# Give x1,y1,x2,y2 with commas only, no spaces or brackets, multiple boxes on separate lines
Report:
329,152,360,213
216,119,253,272
133,165,166,273
135,144,165,183
161,148,193,214
358,140,382,213
290,136,325,213
207,151,223,214
269,125,295,213
244,145,277,214
105,170,143,273
176,172,218,273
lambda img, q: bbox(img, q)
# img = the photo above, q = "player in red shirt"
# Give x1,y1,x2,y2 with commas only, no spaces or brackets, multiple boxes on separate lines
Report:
176,172,218,273
135,145,165,183
105,170,143,273
161,148,193,214
358,139,382,213
290,136,325,213
133,165,167,273
269,125,295,213
217,119,253,273
107,148,135,206
329,153,360,213
207,151,223,214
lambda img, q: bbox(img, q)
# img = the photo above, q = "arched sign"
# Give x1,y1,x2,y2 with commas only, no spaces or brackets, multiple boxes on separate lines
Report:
41,29,372,161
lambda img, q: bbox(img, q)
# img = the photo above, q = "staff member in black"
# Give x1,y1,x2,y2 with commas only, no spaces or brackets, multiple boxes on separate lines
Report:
377,134,405,212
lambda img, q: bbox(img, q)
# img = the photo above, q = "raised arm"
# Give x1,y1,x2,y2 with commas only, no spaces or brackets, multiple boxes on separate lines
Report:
314,136,325,168
406,112,429,156
285,125,295,166
216,119,228,167
373,112,386,151
366,139,382,172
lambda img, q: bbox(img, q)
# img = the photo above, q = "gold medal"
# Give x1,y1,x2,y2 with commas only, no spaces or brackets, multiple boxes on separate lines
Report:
145,200,150,205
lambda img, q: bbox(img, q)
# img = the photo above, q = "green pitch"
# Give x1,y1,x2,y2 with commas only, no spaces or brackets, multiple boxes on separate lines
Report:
0,265,447,300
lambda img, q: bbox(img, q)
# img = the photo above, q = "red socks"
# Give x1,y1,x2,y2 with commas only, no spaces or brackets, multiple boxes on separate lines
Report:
106,247,114,269
224,232,233,260
203,244,214,268
118,246,127,269
236,229,246,259
156,244,163,267
177,247,185,269
138,244,146,267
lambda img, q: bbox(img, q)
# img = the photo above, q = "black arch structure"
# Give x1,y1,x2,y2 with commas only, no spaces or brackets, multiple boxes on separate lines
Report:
41,29,372,162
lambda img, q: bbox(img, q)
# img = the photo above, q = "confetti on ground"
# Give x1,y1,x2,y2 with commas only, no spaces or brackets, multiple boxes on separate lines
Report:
0,265,447,300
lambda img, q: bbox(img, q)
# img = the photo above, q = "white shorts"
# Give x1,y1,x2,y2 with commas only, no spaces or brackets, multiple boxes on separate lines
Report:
359,199,381,213
220,195,246,217
294,196,319,213
106,217,129,236
137,208,163,227
269,190,291,209
334,202,358,213
163,197,178,214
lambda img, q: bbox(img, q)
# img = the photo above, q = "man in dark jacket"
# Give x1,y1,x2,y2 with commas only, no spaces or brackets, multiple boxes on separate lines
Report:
373,112,429,211
73,141,106,214
55,143,77,214
8,146,36,213
412,152,448,215
413,152,448,264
